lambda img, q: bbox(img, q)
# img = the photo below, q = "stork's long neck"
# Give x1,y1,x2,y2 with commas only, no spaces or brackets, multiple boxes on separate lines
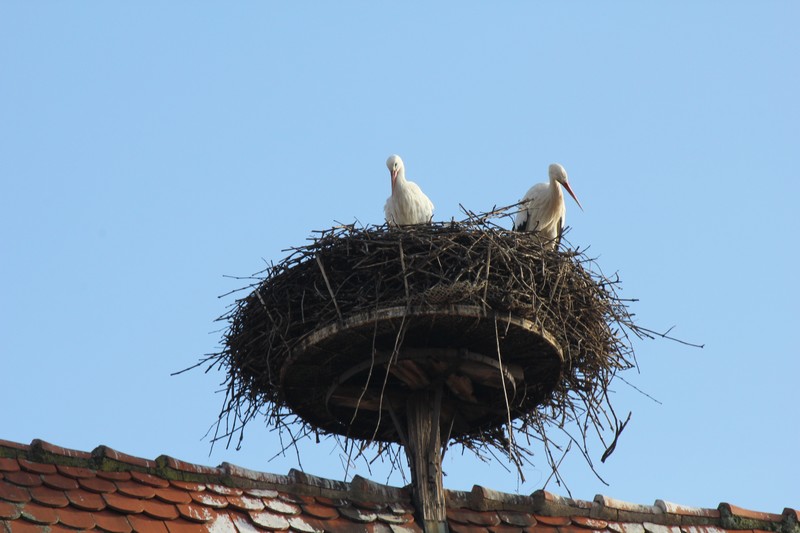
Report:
393,168,406,194
549,176,564,209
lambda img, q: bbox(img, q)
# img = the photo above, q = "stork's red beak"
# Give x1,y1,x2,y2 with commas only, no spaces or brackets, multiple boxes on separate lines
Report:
563,182,583,211
391,169,398,190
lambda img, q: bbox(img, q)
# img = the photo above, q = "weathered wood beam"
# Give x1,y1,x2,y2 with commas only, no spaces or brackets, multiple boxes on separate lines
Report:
405,388,448,533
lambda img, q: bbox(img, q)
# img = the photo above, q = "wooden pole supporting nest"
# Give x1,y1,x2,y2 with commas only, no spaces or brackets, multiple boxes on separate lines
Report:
404,388,447,533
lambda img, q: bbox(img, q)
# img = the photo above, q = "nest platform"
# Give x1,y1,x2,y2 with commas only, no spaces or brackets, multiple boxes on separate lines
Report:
283,304,562,443
214,218,636,458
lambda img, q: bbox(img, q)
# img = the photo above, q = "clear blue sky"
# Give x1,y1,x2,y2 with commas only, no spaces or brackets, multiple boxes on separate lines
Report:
2,2,798,514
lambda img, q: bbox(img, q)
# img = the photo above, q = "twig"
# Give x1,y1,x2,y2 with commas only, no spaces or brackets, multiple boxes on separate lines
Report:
316,254,343,322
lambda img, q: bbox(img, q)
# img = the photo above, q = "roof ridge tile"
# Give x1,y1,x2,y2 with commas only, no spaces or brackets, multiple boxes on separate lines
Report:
444,488,471,508
592,495,676,525
351,474,408,502
0,439,30,454
289,468,351,494
467,485,535,512
783,507,799,523
719,502,785,529
93,445,157,470
220,461,289,485
594,495,662,514
157,455,221,478
30,439,92,464
532,490,593,517
655,500,720,519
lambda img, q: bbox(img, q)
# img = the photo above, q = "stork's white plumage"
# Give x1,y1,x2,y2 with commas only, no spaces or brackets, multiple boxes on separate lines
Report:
514,163,582,246
384,154,434,225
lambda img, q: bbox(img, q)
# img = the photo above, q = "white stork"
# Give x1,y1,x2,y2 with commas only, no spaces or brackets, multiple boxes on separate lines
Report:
384,154,434,226
514,163,582,246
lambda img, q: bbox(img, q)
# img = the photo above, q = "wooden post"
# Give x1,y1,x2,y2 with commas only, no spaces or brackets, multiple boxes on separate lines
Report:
405,388,448,533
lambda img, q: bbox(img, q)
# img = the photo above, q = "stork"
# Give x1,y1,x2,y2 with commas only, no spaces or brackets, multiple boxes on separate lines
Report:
384,155,434,225
514,163,582,246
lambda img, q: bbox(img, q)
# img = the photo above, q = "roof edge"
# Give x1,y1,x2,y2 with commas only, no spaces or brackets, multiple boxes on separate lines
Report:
0,437,795,531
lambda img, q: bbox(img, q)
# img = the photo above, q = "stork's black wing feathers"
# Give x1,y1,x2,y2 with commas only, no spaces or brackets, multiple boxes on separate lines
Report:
514,215,528,232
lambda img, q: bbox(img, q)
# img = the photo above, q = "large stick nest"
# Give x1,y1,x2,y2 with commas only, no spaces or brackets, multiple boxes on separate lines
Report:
201,208,646,487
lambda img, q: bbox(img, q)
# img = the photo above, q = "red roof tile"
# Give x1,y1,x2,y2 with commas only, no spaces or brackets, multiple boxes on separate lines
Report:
56,504,97,529
17,459,56,476
572,516,609,529
156,487,194,505
0,499,22,520
227,494,266,511
302,501,340,519
1,471,42,488
450,523,491,533
128,513,171,532
165,517,215,533
116,479,157,499
176,502,215,523
249,509,291,529
130,470,171,488
206,483,243,496
103,491,146,514
56,464,95,479
0,479,30,503
41,473,79,491
0,458,20,473
0,437,793,533
65,488,105,511
96,469,133,481
28,485,69,508
497,510,537,527
78,475,117,493
171,480,207,493
536,515,573,527
92,509,134,533
142,498,181,520
190,490,229,508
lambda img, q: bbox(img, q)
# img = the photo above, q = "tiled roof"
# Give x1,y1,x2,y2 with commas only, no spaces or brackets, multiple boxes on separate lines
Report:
0,438,796,533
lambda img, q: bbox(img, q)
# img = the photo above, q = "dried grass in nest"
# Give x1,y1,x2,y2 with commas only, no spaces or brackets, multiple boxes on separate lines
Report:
196,207,652,489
